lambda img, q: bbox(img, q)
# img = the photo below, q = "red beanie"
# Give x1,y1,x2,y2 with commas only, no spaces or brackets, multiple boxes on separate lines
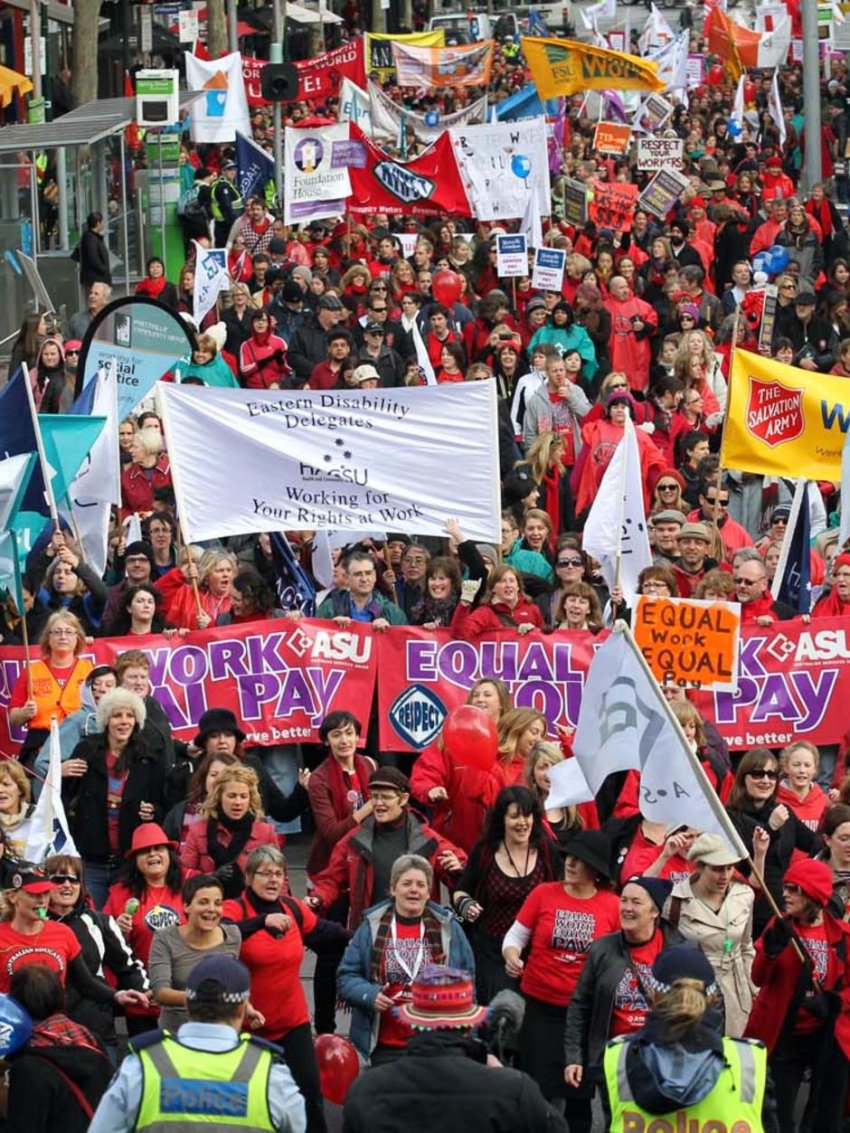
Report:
783,859,834,907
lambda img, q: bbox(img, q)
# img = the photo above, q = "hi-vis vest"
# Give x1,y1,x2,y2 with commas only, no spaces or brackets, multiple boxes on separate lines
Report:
134,1033,276,1132
28,658,92,730
210,179,243,221
603,1034,767,1133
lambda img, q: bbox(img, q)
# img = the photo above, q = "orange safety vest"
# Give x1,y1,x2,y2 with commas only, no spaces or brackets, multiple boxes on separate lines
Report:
28,658,93,730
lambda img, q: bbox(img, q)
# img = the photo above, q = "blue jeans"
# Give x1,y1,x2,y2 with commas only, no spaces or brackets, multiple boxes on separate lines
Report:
84,860,122,909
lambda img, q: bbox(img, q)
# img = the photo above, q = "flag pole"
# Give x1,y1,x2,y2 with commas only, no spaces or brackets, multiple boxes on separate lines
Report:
13,527,34,702
21,362,61,533
615,620,807,961
174,519,204,622
713,302,742,553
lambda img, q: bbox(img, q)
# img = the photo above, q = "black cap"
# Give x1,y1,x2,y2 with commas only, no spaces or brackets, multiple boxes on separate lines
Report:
193,707,246,748
364,321,384,335
795,291,817,305
282,280,303,303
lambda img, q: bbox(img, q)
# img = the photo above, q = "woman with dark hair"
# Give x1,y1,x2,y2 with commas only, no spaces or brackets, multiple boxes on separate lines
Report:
135,257,178,307
745,859,850,1132
452,785,560,1003
163,748,240,850
409,555,462,627
436,340,466,383
726,747,817,936
78,210,111,288
554,581,603,632
32,546,108,637
238,308,290,389
529,301,597,385
8,310,46,377
504,829,619,1125
216,566,282,625
106,582,172,637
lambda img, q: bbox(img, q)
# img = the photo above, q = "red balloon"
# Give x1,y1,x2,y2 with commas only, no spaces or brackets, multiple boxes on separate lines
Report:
743,79,756,103
442,705,499,772
706,63,724,86
314,1034,360,1105
432,268,463,307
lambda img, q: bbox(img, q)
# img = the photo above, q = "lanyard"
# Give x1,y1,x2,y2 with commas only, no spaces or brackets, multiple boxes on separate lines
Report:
389,915,425,983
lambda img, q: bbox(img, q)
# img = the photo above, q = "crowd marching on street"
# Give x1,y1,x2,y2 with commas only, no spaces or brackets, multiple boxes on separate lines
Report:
2,0,850,1130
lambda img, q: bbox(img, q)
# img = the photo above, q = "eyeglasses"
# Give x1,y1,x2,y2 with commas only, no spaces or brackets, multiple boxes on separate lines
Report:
780,283,797,291
49,874,80,884
733,576,764,586
557,557,583,567
253,869,285,880
747,768,778,780
641,582,671,593
49,628,77,637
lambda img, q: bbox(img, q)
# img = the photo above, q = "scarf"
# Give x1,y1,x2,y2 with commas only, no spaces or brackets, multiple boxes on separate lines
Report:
369,903,445,984
29,1013,104,1056
325,754,373,822
410,593,459,627
543,464,561,545
140,275,168,298
205,810,255,868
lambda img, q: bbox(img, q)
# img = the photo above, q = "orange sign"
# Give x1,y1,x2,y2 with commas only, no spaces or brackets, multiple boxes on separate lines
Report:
593,121,632,156
633,597,741,691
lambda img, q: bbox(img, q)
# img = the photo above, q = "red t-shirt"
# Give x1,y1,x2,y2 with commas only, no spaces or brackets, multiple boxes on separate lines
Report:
609,931,664,1038
619,828,694,888
0,921,81,991
794,921,831,1035
380,918,436,1047
222,893,317,1040
517,884,621,1007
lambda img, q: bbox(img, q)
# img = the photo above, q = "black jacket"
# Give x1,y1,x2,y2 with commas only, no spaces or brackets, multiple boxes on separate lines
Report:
62,731,167,861
287,315,335,381
78,229,111,287
342,1032,568,1133
2,1033,112,1133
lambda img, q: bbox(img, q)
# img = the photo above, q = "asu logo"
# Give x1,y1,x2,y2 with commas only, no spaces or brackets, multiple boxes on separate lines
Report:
745,377,804,448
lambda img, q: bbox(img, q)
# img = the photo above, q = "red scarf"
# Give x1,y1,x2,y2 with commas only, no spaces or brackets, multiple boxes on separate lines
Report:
325,753,373,819
138,276,167,298
543,464,561,546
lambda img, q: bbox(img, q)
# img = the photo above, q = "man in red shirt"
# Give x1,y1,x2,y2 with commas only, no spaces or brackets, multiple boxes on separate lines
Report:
308,329,353,390
605,276,658,393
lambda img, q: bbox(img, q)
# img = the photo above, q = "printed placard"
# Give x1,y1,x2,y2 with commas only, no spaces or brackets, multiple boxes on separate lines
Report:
637,137,684,172
593,121,632,156
532,247,566,291
496,233,528,277
638,166,690,219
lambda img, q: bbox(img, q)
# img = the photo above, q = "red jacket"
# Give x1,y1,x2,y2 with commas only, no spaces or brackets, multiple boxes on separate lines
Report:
306,753,377,878
120,456,172,519
310,811,467,929
451,599,545,641
181,815,279,875
746,911,850,1057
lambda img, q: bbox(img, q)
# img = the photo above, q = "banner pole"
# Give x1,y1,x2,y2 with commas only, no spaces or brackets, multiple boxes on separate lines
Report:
18,593,33,702
713,302,742,552
21,362,61,532
175,519,204,622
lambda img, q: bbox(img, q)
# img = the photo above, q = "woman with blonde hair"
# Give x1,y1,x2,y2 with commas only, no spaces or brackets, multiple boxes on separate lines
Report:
181,763,278,897
158,547,237,630
526,740,598,850
120,426,172,518
673,329,727,416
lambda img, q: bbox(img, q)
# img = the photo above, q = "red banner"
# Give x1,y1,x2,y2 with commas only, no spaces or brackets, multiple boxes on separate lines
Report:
293,37,366,103
347,125,471,218
0,621,376,755
243,55,269,108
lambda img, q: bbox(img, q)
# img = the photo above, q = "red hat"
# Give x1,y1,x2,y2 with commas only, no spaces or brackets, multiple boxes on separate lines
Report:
125,822,178,860
63,339,83,353
765,156,783,170
783,859,834,907
688,197,707,210
395,966,488,1030
9,862,54,895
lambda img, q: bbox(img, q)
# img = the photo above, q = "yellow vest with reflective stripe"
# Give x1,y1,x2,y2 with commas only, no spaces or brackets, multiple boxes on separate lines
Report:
135,1033,275,1132
603,1034,767,1133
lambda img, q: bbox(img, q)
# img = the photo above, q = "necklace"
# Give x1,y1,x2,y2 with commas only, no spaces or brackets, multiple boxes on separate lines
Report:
502,839,532,877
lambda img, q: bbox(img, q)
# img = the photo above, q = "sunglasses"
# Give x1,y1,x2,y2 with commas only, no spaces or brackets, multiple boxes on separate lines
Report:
49,873,81,884
557,557,583,567
782,883,803,895
66,349,80,356
658,483,678,491
747,768,778,780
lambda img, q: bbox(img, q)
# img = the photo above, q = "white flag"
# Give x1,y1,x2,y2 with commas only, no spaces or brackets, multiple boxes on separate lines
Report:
521,187,544,252
193,242,230,327
731,74,745,131
0,453,36,530
646,31,689,94
639,4,674,56
25,718,79,862
66,364,121,577
311,530,335,590
582,414,652,606
184,50,251,143
586,0,616,18
768,70,787,148
124,511,143,546
550,627,749,854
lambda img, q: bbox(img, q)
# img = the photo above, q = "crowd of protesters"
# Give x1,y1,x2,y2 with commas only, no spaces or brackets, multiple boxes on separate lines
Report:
6,4,850,1131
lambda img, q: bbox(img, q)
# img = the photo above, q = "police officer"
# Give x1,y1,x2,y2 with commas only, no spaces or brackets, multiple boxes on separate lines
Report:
88,954,306,1132
601,944,778,1133
211,159,244,248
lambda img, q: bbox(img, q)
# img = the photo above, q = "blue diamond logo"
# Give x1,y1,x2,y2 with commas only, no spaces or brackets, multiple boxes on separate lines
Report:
388,684,447,750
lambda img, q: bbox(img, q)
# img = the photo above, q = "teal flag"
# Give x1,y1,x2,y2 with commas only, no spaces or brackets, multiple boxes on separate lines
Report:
0,510,49,612
38,415,107,505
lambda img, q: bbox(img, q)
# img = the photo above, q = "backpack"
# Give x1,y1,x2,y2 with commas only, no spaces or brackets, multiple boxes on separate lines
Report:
177,182,205,219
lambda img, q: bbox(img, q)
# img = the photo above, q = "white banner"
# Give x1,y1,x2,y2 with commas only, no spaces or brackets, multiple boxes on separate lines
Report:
338,78,372,134
449,119,551,221
185,51,250,144
25,718,79,862
368,80,488,146
66,364,121,578
193,243,230,327
283,123,353,225
157,383,501,542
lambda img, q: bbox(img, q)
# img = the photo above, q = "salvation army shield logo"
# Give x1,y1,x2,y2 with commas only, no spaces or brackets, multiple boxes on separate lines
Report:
745,377,805,448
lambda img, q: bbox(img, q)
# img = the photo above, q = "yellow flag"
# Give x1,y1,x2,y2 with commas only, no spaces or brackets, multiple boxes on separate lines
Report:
522,36,665,99
721,349,848,480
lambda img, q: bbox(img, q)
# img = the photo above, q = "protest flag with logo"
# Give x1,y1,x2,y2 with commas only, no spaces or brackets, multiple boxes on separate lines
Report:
346,124,471,218
270,532,317,616
522,37,664,99
193,242,230,326
185,50,251,143
581,414,652,606
547,626,749,854
0,454,38,614
235,130,275,200
771,479,812,615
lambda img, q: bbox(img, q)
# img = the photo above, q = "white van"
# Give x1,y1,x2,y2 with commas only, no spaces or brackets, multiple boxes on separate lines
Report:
429,4,573,41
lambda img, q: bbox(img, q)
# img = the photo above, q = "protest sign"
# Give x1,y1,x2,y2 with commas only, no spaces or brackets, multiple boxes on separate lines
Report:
686,55,704,86
157,381,500,543
633,597,741,691
588,180,639,231
346,124,470,217
562,178,588,227
637,136,684,171
0,622,376,752
593,121,632,155
449,119,551,221
722,349,849,480
185,51,250,144
637,166,690,218
758,285,779,355
532,247,566,291
523,36,664,98
338,78,372,133
391,40,494,88
293,38,366,102
283,124,353,224
496,234,528,277
365,31,444,81
242,55,268,107
77,297,196,421
634,92,674,134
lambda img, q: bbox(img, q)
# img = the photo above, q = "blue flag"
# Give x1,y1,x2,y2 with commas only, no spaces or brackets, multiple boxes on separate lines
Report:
775,482,811,614
236,131,275,201
270,532,316,616
495,83,560,122
0,368,45,513
526,8,549,36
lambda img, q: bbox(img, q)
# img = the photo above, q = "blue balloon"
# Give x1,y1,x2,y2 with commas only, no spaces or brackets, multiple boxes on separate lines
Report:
424,110,440,127
511,154,532,179
727,119,742,137
752,251,771,275
0,995,32,1056
768,244,790,272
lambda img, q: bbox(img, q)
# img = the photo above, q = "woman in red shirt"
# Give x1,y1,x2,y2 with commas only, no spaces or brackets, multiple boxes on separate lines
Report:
451,564,545,641
120,427,172,520
503,830,619,1125
238,308,290,389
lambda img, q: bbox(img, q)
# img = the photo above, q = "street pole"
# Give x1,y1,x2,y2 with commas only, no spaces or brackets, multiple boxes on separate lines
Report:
227,0,238,53
29,0,41,99
272,0,284,205
801,0,823,191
